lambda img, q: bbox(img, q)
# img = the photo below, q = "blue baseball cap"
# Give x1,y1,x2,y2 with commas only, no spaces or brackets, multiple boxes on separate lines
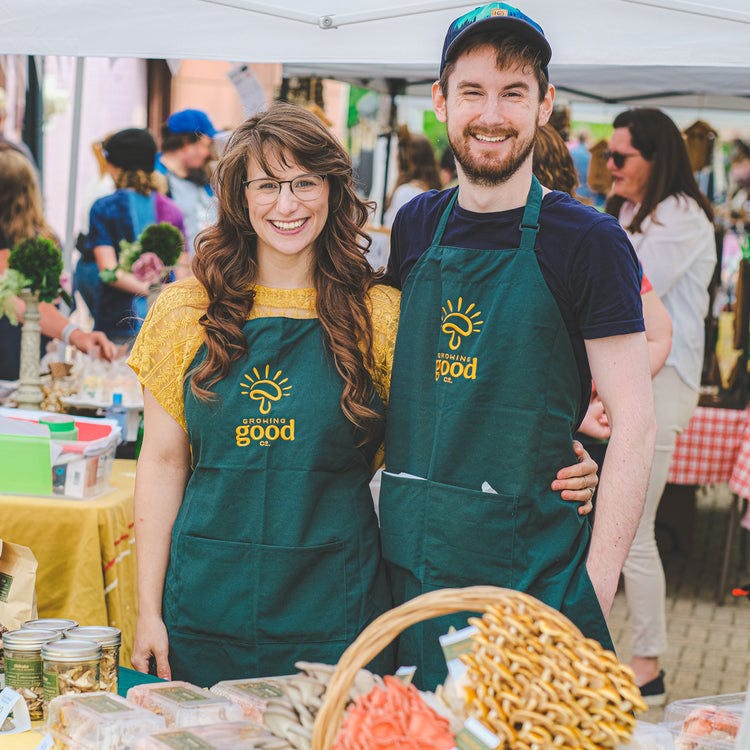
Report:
166,109,217,138
440,3,551,78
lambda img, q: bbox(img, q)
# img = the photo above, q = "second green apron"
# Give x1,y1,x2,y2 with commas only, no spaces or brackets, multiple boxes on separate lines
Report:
164,315,393,685
381,178,612,690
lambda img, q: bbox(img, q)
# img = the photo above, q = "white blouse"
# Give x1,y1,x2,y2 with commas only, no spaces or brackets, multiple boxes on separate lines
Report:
620,194,715,391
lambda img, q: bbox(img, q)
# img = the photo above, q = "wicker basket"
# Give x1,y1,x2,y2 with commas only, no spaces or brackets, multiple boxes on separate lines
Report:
310,585,643,750
310,585,537,749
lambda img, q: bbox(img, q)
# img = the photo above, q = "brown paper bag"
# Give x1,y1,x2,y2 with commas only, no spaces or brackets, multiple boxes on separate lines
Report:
0,539,38,687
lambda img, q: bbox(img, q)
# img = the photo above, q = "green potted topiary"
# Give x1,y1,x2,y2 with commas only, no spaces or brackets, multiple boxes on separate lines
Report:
0,237,70,409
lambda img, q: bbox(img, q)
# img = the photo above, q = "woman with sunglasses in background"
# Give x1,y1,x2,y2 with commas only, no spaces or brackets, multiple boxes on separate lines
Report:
606,108,715,706
128,103,600,685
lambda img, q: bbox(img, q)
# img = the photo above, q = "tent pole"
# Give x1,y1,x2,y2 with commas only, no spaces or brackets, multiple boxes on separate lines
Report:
379,82,401,225
63,57,85,276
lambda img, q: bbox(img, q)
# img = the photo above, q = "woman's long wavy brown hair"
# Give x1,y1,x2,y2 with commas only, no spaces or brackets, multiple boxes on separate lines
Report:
0,147,57,247
191,102,384,438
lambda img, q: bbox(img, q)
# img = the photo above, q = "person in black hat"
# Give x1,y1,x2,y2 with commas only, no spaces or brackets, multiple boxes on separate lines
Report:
84,128,186,344
381,2,657,688
155,109,218,254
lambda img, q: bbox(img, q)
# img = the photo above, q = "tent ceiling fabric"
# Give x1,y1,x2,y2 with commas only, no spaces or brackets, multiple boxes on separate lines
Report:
1,0,749,108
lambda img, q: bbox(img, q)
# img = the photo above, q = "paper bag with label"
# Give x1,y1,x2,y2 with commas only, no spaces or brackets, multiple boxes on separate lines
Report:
0,540,38,688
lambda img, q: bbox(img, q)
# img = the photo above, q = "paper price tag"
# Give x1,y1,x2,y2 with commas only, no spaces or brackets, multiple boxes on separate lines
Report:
394,665,417,685
34,734,54,750
0,686,32,734
440,625,478,682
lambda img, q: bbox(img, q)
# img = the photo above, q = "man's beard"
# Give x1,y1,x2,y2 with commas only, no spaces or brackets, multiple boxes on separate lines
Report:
449,124,537,186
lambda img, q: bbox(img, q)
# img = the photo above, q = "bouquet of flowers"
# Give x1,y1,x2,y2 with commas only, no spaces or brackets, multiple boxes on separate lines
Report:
100,222,184,288
0,237,71,324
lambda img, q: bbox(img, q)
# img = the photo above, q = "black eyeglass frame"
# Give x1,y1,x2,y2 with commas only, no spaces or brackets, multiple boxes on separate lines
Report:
604,150,640,169
242,173,328,199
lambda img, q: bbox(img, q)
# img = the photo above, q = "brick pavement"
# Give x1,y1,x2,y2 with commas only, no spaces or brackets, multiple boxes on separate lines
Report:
607,482,750,722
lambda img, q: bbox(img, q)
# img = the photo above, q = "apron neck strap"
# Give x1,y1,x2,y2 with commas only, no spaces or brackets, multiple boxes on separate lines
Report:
431,189,459,246
519,176,543,252
430,178,543,250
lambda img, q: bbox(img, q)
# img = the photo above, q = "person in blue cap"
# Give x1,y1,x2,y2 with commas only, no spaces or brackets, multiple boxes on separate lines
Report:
381,2,657,689
156,109,218,256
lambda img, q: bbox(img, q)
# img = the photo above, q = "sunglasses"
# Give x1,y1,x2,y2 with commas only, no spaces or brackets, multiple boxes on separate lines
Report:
604,150,640,169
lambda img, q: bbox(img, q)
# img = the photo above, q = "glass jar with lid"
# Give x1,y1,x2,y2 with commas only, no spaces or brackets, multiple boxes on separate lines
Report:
3,629,62,720
64,626,121,692
42,639,101,710
23,617,78,634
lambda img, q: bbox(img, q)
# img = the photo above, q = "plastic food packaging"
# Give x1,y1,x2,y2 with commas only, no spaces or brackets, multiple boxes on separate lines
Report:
664,693,745,749
134,720,289,749
126,680,244,728
46,691,165,749
209,677,289,723
616,720,676,748
64,626,121,693
3,628,62,720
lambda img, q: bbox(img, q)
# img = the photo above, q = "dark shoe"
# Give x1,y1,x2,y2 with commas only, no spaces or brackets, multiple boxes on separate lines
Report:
638,670,666,707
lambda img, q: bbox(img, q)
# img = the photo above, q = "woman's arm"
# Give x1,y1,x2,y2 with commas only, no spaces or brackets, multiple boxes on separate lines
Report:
642,289,672,376
94,244,150,296
131,387,191,679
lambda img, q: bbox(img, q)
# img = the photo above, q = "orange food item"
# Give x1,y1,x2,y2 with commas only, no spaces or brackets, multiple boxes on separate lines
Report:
333,675,454,750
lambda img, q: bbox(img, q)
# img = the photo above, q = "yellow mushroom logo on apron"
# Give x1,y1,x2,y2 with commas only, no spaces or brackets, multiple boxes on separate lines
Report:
236,364,295,446
436,297,483,382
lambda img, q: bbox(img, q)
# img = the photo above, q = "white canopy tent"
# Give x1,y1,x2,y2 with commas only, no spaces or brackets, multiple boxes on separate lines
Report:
1,0,749,108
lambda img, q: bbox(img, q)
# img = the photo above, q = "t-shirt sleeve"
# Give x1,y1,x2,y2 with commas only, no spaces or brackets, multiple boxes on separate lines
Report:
571,216,645,340
367,284,401,406
87,199,115,250
127,280,207,431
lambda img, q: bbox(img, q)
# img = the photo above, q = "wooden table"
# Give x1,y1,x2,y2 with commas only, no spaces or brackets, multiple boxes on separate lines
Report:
0,460,138,666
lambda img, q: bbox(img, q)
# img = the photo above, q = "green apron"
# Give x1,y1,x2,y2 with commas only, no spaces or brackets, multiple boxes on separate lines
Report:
381,178,612,690
164,315,394,686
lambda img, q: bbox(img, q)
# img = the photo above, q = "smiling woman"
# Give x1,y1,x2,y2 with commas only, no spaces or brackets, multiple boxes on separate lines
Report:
126,102,402,686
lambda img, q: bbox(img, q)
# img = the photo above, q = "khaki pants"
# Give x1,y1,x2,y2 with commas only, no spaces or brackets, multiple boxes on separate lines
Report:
622,365,699,657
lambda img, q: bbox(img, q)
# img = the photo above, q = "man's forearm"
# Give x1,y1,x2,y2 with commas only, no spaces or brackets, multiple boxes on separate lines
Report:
586,410,656,615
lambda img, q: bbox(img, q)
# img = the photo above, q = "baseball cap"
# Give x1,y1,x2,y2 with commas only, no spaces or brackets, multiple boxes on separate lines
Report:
440,3,551,78
166,108,217,138
102,128,157,172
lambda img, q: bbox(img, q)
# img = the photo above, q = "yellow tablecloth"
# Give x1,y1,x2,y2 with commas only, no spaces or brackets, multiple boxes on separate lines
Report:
0,460,138,667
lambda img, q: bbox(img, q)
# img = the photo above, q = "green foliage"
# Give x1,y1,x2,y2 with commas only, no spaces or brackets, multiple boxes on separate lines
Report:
138,223,185,266
8,237,64,303
422,111,448,159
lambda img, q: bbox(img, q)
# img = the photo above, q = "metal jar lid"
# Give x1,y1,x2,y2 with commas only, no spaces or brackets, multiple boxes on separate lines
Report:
64,626,121,647
3,629,63,650
23,618,79,633
42,639,101,662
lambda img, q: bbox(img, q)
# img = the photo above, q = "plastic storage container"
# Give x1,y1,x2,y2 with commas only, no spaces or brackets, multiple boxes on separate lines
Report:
134,720,288,749
64,626,121,693
23,617,79,634
2,628,62,720
126,680,244,728
46,691,166,750
42,638,101,706
664,693,745,749
210,676,288,723
620,720,676,748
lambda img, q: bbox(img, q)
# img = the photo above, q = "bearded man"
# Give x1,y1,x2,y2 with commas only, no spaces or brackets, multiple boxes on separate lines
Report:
381,2,656,689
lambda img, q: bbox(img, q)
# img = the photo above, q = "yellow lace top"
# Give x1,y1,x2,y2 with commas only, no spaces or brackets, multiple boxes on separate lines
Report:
127,277,401,432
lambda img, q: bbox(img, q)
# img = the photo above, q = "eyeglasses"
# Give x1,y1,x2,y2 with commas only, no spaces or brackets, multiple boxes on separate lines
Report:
242,173,327,204
604,150,640,169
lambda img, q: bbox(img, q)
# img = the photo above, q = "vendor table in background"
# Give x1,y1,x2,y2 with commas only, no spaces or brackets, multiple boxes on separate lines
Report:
666,406,750,603
0,459,137,666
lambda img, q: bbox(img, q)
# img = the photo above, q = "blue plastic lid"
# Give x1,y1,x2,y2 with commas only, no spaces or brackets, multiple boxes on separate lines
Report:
112,392,123,405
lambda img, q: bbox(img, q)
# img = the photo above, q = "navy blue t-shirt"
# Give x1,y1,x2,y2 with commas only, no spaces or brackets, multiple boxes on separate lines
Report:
387,187,645,420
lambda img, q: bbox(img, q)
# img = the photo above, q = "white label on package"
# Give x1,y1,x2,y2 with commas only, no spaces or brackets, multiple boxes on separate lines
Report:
34,734,54,750
0,686,32,734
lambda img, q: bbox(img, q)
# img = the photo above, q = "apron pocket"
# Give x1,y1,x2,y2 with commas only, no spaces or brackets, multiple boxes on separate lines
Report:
256,540,348,644
425,481,518,588
379,471,426,573
168,533,255,642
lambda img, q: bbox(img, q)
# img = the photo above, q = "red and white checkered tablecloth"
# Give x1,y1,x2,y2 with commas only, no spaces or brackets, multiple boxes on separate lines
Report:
667,406,750,490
